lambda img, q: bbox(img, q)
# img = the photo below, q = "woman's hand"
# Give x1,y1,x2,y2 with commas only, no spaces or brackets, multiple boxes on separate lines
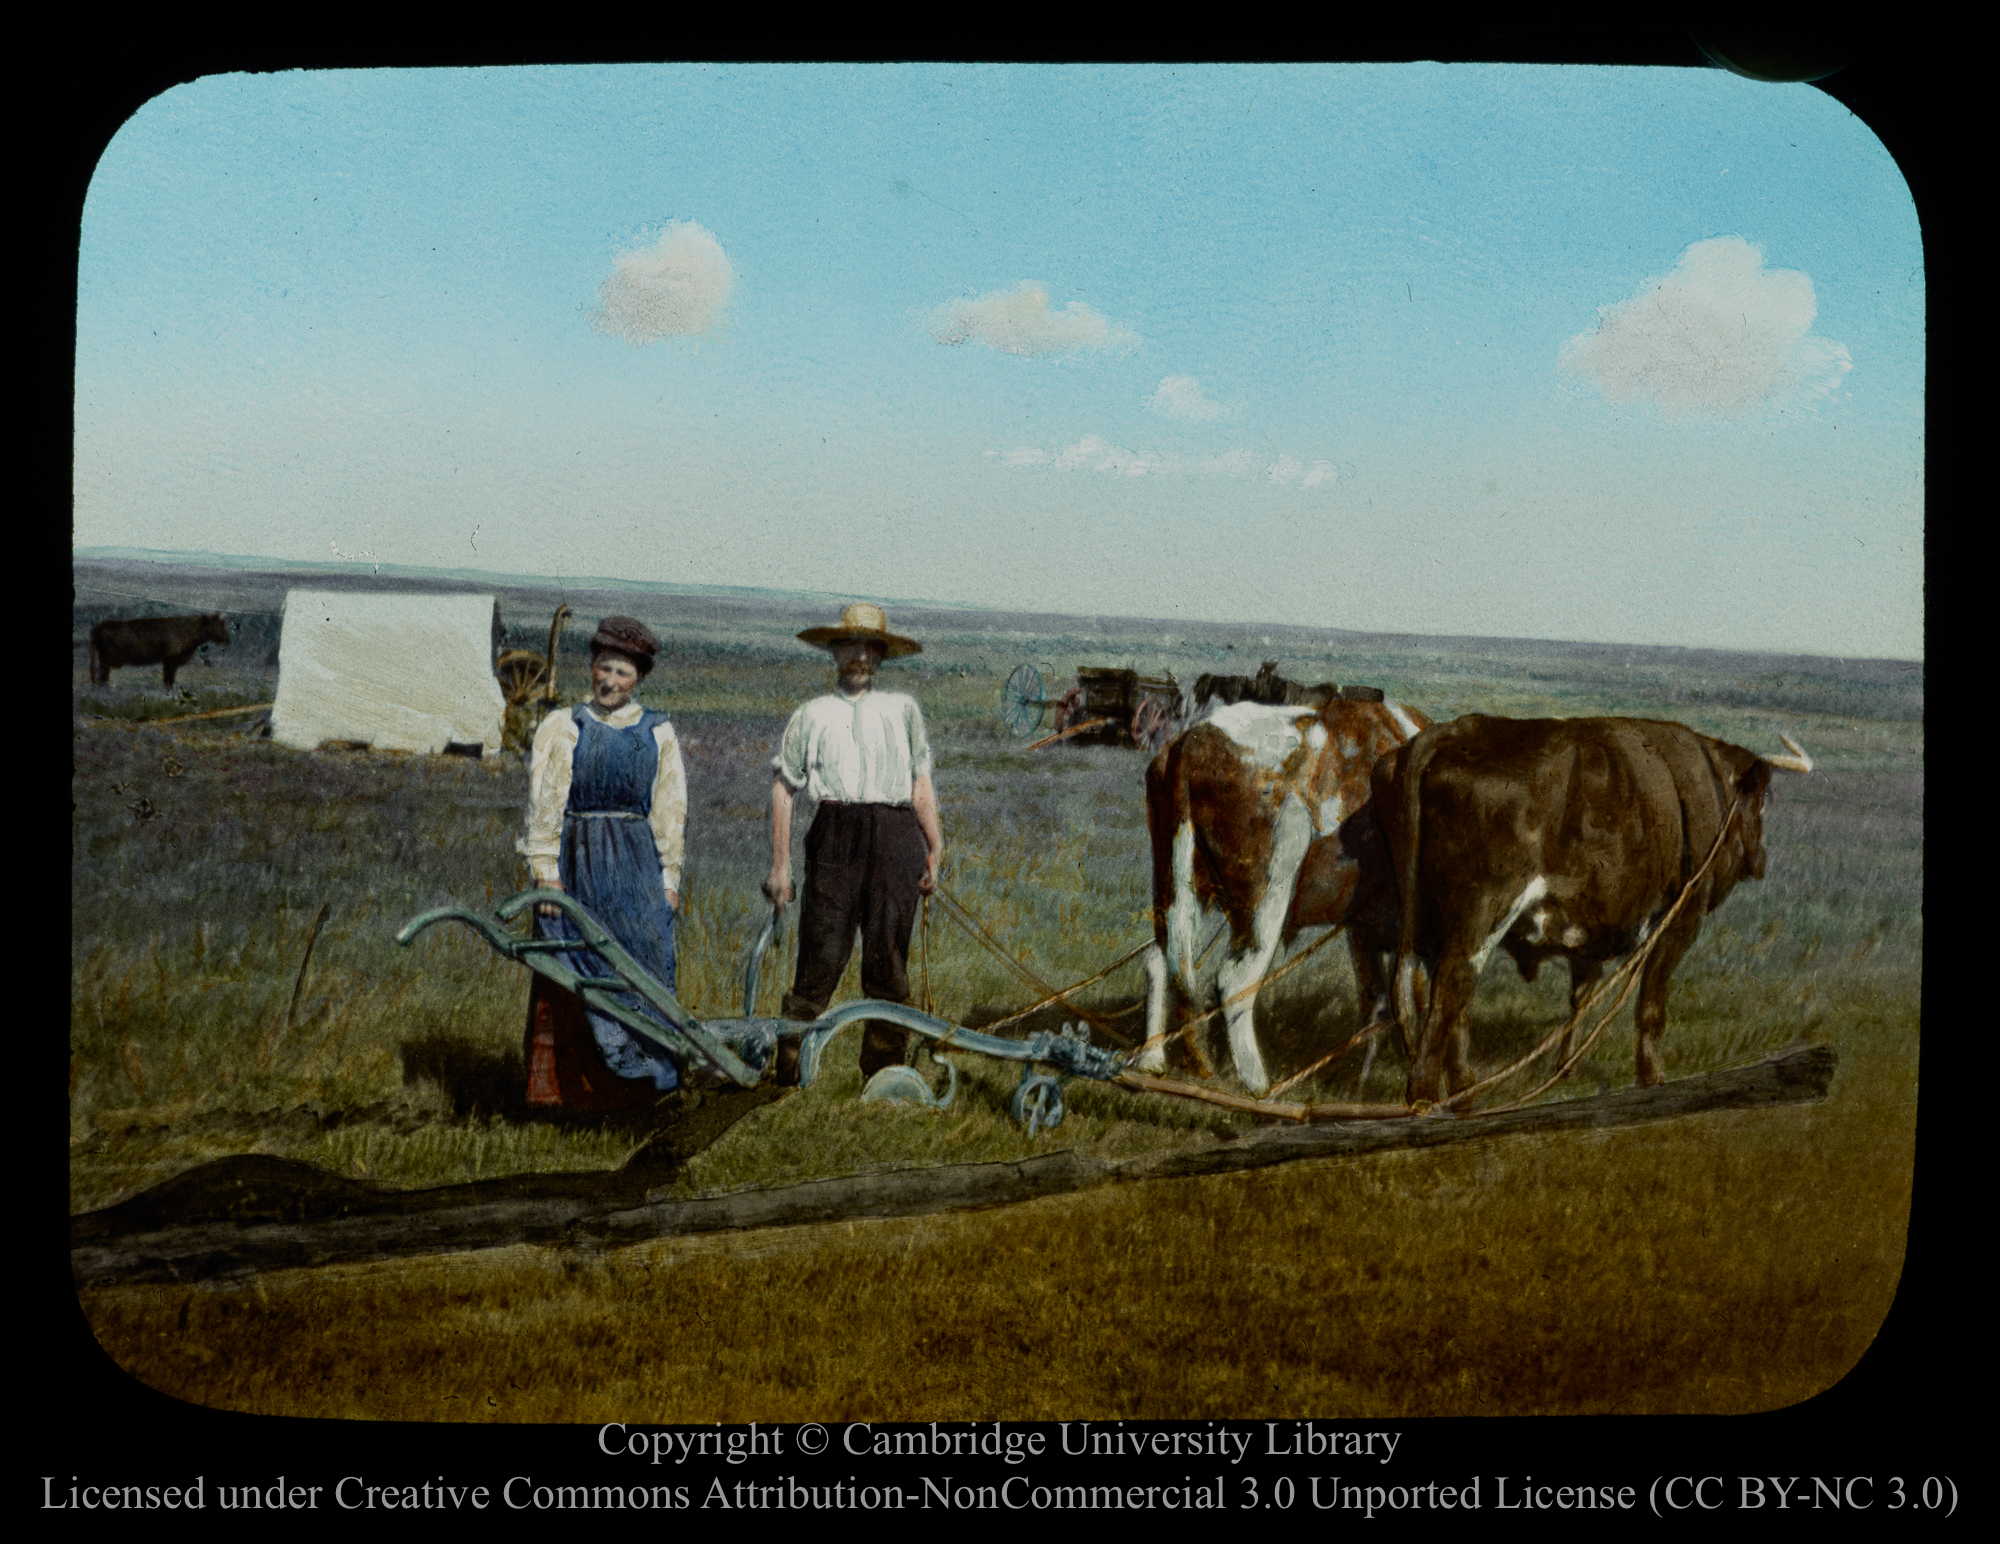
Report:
538,878,565,918
666,888,681,912
763,867,794,907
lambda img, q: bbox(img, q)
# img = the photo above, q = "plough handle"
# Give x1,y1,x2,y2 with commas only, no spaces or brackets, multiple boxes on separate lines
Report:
742,902,789,1018
397,889,764,1087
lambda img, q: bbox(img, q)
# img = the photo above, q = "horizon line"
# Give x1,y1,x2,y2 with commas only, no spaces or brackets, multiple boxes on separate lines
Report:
71,546,1925,668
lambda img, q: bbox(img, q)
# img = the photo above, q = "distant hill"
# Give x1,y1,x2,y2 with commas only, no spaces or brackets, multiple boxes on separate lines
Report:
72,547,1923,721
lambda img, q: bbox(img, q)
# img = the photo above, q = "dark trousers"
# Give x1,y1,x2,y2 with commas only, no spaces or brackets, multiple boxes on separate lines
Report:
778,801,926,1082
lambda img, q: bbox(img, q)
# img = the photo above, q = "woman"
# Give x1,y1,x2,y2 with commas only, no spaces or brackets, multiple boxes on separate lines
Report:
516,615,688,1109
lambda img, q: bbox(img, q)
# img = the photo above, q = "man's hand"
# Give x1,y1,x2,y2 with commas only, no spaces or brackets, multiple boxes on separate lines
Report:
918,852,940,896
763,868,794,907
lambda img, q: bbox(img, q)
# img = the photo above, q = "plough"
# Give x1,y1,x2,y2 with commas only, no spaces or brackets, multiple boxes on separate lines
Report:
395,889,1126,1134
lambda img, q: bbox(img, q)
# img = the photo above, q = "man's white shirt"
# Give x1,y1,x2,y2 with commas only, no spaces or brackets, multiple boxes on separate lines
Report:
773,689,933,805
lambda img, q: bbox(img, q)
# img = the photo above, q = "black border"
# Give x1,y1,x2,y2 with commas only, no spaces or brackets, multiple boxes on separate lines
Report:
51,28,1950,1511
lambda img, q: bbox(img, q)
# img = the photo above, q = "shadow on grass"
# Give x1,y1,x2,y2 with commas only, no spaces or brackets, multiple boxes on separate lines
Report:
71,1044,790,1241
397,1031,531,1122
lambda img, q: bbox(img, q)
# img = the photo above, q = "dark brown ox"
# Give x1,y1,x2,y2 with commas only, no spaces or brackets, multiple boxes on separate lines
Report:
88,614,231,689
1139,694,1431,1095
1371,716,1812,1105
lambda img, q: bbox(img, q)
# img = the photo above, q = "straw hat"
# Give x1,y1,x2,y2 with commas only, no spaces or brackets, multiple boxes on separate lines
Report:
588,615,661,675
796,602,922,659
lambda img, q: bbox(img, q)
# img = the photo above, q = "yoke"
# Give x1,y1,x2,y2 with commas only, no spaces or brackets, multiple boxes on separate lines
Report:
395,890,1127,1132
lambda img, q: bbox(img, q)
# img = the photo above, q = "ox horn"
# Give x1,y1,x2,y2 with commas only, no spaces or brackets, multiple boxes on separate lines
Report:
1765,734,1813,775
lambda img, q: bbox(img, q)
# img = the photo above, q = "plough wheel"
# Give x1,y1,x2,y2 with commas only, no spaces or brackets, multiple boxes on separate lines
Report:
1012,1073,1066,1136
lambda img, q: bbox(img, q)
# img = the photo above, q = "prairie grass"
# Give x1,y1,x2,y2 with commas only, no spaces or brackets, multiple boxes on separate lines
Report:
71,590,1921,1417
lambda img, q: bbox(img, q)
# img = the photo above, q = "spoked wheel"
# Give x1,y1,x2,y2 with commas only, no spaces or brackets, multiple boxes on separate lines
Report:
1001,663,1045,736
494,650,552,706
1131,694,1173,756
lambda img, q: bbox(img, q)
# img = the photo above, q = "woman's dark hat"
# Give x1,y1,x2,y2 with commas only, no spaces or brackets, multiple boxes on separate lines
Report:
589,615,661,674
796,602,922,659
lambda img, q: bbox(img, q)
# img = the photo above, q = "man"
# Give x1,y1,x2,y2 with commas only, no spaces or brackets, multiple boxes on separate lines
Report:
765,603,944,1084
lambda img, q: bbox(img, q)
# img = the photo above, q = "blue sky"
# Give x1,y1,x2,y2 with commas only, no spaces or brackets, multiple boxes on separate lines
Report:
75,64,1923,658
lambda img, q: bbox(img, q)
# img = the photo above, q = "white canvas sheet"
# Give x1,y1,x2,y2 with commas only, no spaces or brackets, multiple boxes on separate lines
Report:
271,590,505,755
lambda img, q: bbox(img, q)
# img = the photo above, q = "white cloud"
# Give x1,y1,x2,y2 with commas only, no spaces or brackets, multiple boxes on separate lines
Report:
932,282,1139,357
989,438,1343,487
1560,236,1851,420
591,222,734,345
1055,435,1152,474
1149,375,1238,422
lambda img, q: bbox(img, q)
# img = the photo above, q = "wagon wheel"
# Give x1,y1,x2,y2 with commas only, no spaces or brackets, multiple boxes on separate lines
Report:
1000,663,1045,736
1053,686,1086,733
1131,694,1172,756
494,650,551,706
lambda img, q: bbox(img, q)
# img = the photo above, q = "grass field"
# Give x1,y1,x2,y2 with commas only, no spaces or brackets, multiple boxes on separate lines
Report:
70,571,1922,1418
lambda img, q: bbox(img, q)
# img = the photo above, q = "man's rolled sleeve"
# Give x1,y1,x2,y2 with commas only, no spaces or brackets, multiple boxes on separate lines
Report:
905,697,934,782
772,703,811,792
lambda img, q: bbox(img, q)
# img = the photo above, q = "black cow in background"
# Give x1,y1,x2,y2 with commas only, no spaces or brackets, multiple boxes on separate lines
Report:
89,614,231,689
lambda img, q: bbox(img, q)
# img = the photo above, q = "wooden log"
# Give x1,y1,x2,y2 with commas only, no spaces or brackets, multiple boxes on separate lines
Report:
70,1045,1835,1289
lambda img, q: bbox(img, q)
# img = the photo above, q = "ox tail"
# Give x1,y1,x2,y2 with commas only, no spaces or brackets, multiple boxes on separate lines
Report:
1145,736,1207,998
1390,723,1445,1047
1142,742,1201,1073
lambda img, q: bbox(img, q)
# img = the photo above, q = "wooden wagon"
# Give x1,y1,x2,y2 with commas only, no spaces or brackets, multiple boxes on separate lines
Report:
1000,664,1183,754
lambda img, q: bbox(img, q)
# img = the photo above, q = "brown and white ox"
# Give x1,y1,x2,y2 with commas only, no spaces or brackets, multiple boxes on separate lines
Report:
1139,695,1431,1095
1370,715,1813,1106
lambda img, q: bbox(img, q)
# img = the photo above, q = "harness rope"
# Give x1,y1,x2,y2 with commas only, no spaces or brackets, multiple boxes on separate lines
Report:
930,881,1136,1045
920,892,933,1016
1129,922,1349,1060
1114,795,1749,1124
927,794,1738,1124
1402,795,1746,1115
1465,797,1746,1116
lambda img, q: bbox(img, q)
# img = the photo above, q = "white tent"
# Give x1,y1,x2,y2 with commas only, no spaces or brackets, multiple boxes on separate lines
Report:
271,589,506,756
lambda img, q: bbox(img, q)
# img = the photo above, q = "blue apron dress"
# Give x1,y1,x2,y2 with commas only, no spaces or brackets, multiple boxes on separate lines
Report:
534,704,682,1092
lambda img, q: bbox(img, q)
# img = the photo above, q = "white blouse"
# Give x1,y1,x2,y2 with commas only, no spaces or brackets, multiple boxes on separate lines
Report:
772,688,934,805
516,702,687,896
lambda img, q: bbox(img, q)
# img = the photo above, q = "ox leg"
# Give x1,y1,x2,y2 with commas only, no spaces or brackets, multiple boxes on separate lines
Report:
1634,909,1702,1088
1408,956,1478,1107
1349,931,1395,1029
1213,796,1314,1097
1349,932,1395,1093
1563,959,1605,1070
1393,954,1431,1065
1137,943,1170,1074
1142,819,1207,1076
